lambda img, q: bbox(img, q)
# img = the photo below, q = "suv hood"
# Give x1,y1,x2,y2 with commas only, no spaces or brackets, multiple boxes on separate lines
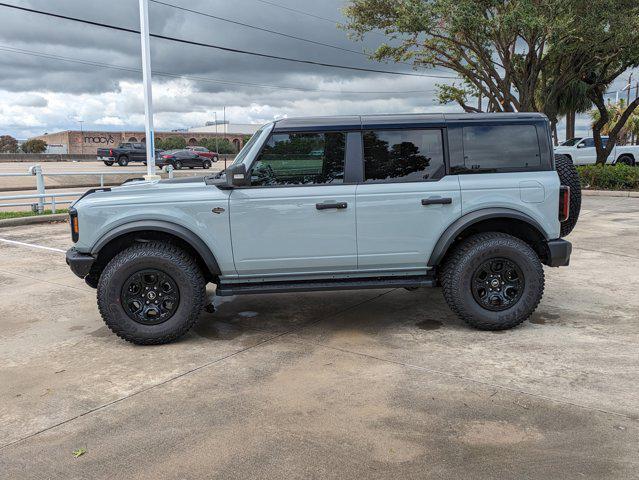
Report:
73,175,228,209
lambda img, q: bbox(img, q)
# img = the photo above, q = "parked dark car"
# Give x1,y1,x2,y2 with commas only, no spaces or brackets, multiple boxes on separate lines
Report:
187,146,219,161
97,142,162,167
157,149,213,170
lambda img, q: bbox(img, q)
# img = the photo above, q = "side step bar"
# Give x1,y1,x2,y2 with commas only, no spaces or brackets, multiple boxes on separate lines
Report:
216,275,436,296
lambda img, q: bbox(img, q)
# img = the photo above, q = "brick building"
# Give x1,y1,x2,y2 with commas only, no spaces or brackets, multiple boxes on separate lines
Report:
33,129,251,155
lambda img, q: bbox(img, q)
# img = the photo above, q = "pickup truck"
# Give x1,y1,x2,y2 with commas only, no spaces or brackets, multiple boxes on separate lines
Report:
554,137,638,166
97,142,162,167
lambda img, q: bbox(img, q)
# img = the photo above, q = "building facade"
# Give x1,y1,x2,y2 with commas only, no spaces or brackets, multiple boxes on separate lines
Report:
33,129,254,155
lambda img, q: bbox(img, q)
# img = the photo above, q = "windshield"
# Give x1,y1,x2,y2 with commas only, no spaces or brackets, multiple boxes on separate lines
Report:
561,138,582,146
229,123,273,167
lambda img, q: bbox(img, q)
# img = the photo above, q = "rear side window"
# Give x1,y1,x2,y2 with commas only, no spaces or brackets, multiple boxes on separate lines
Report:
251,132,345,186
363,129,445,183
462,125,540,171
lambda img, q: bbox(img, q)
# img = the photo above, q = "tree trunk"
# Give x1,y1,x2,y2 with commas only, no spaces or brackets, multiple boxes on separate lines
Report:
590,92,639,164
566,110,576,141
551,120,559,146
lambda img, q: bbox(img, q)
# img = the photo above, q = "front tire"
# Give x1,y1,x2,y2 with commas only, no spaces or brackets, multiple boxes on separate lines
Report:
118,156,129,167
202,159,212,169
441,233,545,331
97,242,206,345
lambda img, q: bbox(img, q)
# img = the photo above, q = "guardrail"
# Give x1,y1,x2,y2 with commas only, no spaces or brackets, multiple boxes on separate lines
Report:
0,164,176,213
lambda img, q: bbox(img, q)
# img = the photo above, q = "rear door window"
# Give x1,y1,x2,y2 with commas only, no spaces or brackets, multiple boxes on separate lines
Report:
250,132,346,186
462,124,541,171
363,129,445,183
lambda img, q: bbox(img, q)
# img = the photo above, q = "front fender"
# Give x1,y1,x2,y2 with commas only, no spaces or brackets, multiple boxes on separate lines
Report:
90,220,221,276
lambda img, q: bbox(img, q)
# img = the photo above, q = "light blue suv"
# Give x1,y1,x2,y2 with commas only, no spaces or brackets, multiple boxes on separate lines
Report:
66,113,580,344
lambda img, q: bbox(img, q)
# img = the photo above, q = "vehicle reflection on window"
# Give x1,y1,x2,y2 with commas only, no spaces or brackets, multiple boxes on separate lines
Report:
363,129,445,183
251,132,345,186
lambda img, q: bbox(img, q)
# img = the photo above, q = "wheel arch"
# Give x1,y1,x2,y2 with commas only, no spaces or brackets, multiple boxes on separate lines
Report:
428,209,550,267
615,153,635,165
89,220,221,285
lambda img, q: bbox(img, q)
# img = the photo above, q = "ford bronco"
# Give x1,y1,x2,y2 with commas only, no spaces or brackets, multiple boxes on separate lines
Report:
66,113,580,345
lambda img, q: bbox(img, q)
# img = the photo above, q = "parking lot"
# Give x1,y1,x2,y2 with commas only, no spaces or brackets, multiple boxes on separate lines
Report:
0,195,637,479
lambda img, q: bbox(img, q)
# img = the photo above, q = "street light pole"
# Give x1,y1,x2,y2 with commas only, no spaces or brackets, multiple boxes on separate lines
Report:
78,120,84,155
214,111,219,155
139,0,159,180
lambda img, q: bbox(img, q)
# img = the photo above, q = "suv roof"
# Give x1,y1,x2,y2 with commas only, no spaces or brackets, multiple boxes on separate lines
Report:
273,112,548,131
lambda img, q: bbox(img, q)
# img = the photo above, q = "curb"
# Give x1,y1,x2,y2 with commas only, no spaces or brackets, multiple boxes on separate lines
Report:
582,190,639,198
0,213,68,228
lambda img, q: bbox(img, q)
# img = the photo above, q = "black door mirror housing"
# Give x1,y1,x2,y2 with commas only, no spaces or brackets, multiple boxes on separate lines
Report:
226,163,248,187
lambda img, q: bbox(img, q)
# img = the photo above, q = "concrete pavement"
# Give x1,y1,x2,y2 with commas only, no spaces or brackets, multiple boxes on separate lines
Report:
0,196,637,479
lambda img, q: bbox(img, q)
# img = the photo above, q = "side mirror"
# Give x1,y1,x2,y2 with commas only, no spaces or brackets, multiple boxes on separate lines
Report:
226,163,248,187
576,143,585,149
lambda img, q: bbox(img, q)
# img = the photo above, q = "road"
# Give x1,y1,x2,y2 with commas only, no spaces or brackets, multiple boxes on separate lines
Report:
0,196,637,479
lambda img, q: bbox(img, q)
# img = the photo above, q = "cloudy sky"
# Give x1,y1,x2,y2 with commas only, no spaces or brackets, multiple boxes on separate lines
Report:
0,0,635,139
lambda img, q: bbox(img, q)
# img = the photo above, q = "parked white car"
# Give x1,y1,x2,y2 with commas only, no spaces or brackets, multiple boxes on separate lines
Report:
554,137,638,165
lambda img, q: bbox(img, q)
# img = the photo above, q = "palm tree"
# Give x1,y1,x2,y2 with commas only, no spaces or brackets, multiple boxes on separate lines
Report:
557,81,592,142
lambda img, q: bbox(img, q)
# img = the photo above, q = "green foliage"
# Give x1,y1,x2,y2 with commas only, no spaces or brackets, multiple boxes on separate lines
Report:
154,137,165,150
0,135,19,153
20,138,47,153
577,164,639,190
72,448,86,458
160,136,186,150
0,209,68,220
200,137,236,154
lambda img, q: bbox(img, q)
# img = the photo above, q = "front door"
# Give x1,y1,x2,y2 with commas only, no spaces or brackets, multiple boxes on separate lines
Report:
356,128,462,271
230,130,357,276
575,138,597,164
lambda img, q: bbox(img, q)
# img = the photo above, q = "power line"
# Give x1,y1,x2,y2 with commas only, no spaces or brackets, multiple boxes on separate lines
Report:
0,2,456,79
0,45,439,95
253,0,343,25
149,0,371,59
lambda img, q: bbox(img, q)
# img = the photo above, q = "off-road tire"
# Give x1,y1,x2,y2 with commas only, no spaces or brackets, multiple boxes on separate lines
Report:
103,161,114,166
97,242,206,345
554,154,581,237
441,233,545,331
118,156,129,167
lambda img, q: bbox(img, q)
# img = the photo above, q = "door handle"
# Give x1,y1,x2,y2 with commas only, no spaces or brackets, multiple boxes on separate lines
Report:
316,202,348,210
421,197,453,206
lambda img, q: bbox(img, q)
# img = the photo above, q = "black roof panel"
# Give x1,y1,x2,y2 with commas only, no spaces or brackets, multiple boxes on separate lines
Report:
272,112,548,131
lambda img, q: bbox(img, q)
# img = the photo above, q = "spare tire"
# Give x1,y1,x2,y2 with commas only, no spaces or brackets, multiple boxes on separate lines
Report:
554,154,581,237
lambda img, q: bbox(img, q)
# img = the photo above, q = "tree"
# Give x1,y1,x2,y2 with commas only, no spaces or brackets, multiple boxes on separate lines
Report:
160,136,186,150
200,138,236,154
343,0,639,164
154,137,165,151
20,138,47,153
590,99,639,146
0,135,19,153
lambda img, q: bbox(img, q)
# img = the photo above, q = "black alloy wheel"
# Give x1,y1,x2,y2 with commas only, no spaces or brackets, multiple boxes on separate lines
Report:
471,258,524,311
121,269,180,325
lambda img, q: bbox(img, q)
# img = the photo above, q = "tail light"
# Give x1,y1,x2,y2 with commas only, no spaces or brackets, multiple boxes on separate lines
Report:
109,149,113,156
559,186,570,222
69,207,79,242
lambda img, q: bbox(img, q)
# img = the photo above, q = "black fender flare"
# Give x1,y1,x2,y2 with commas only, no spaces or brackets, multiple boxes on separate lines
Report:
427,208,549,267
91,220,221,275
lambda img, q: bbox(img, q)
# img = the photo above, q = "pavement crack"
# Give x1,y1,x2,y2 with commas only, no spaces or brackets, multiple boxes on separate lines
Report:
0,288,396,451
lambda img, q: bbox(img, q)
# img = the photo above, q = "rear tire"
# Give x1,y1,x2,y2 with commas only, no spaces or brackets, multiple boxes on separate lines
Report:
617,155,635,166
554,154,581,237
103,161,114,166
441,233,544,331
97,242,206,345
174,160,183,170
118,156,129,167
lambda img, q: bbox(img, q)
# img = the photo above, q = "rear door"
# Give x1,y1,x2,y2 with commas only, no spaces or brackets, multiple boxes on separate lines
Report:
229,130,357,276
355,127,462,271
